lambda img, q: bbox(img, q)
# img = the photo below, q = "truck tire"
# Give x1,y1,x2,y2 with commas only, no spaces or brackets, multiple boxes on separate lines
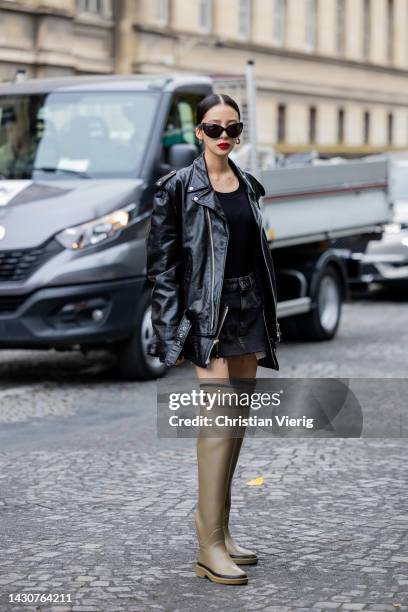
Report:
295,265,342,341
114,290,168,381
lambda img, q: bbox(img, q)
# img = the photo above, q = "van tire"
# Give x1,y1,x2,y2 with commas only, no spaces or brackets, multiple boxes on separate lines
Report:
114,291,168,381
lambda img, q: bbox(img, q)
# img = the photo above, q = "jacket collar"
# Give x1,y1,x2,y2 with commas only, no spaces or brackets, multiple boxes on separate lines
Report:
188,150,255,194
187,150,257,221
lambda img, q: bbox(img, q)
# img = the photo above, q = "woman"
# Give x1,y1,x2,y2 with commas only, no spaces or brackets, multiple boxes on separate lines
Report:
146,93,281,585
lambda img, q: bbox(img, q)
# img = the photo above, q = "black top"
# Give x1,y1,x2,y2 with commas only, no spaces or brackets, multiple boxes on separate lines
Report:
214,178,258,278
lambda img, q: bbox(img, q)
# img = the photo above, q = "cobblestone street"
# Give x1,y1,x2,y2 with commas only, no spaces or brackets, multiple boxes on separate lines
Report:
0,292,407,612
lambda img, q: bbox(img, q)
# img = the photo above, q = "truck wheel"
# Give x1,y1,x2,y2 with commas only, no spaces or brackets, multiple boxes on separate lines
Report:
114,291,168,381
296,266,342,341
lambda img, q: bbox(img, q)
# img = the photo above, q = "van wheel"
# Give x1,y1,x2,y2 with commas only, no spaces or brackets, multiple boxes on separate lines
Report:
114,291,168,381
296,266,342,341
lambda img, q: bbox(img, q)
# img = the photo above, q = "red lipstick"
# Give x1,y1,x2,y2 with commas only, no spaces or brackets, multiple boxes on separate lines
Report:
217,143,230,150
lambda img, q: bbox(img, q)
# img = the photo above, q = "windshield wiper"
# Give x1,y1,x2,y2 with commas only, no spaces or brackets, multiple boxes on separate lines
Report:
33,166,90,178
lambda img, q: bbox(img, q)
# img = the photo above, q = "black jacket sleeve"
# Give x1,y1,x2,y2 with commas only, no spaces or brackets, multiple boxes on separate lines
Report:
146,182,184,362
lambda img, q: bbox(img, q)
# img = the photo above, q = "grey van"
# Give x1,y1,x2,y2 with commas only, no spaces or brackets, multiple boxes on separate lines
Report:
0,74,213,379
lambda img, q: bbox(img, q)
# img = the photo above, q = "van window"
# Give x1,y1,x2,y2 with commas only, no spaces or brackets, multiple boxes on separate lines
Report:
161,93,202,164
0,91,160,179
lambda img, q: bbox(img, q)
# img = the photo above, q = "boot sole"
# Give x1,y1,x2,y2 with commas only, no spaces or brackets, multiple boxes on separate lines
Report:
231,556,258,565
195,562,248,585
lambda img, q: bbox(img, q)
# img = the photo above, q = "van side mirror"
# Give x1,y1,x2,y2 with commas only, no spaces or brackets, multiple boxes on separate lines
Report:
169,143,198,169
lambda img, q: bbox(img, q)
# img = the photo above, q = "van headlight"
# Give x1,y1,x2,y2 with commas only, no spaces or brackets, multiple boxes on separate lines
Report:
55,204,136,250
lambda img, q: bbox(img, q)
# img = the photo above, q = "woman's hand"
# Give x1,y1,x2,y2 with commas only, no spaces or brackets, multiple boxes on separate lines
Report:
175,356,185,366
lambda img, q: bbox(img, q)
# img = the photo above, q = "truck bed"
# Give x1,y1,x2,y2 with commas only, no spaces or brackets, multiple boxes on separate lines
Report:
258,157,392,248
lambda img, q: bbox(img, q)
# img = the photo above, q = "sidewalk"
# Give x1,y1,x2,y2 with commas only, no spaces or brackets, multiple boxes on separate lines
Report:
1,435,406,611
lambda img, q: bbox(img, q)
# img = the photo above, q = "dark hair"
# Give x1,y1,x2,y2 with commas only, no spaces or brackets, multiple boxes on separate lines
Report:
196,93,240,125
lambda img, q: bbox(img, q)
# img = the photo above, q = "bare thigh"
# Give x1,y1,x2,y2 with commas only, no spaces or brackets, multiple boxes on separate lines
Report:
226,353,258,380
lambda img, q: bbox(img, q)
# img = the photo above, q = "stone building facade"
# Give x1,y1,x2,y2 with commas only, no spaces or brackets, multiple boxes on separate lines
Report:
1,0,408,154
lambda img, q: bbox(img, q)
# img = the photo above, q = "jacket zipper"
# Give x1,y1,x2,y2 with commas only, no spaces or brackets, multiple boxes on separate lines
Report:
206,208,215,331
205,304,229,365
259,223,281,343
262,306,279,368
244,182,280,343
204,202,230,365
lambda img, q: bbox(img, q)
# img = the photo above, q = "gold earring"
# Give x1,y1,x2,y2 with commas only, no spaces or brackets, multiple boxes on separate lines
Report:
236,138,240,144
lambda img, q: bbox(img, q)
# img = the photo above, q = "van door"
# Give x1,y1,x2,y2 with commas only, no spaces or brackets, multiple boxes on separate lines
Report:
159,91,207,169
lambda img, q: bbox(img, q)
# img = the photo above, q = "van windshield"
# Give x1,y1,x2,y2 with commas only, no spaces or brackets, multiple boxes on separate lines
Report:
0,91,159,179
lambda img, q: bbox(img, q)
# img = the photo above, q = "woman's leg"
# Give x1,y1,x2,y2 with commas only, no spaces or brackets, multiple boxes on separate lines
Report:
193,356,248,584
227,352,258,378
223,353,259,563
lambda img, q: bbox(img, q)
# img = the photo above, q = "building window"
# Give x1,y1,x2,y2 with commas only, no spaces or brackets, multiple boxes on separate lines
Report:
199,0,212,32
309,106,316,143
76,0,111,17
305,0,317,52
387,0,394,63
239,0,251,38
387,112,393,145
363,110,370,145
338,107,344,144
362,0,371,59
336,0,345,55
274,0,286,46
158,0,170,26
277,104,286,142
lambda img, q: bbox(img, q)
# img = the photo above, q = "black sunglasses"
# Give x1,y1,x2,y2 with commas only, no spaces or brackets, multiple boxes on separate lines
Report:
198,122,243,139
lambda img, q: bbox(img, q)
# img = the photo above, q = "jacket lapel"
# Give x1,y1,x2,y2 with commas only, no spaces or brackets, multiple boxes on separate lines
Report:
188,151,262,227
187,151,225,221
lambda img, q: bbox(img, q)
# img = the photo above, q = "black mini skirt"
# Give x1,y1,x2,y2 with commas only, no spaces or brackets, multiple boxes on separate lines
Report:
212,270,268,360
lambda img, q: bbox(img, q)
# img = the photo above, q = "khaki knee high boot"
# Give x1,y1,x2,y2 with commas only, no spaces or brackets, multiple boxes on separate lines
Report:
223,378,258,565
195,380,248,585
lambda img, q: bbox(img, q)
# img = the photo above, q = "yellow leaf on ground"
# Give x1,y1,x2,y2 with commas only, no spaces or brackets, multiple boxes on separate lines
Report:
246,475,264,486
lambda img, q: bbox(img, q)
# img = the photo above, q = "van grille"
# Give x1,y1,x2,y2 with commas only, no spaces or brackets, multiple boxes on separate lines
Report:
0,239,63,283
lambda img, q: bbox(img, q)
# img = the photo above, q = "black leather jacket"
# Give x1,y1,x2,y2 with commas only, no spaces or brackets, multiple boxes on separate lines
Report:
146,150,281,370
